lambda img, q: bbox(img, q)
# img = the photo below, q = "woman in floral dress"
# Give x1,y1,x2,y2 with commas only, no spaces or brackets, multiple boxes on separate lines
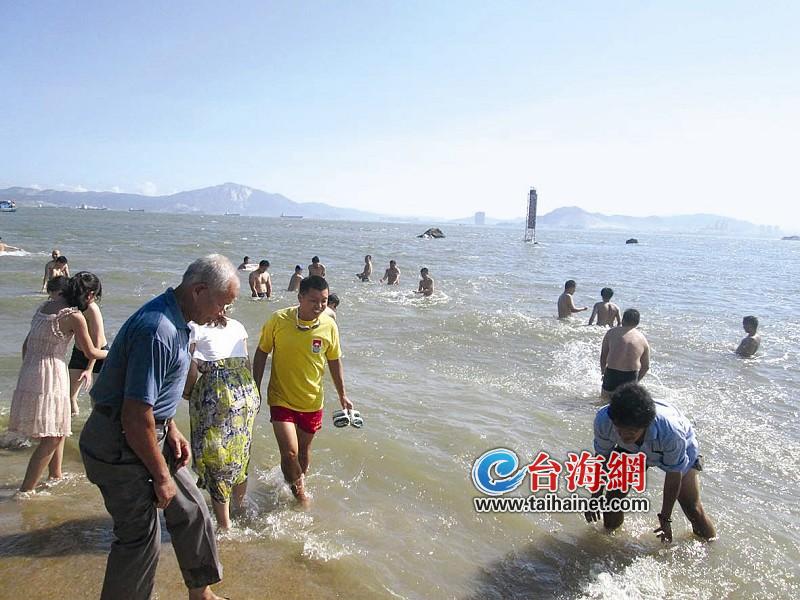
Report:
183,315,260,530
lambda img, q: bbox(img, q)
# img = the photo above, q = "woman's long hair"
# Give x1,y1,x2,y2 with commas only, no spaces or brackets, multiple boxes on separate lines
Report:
64,271,102,311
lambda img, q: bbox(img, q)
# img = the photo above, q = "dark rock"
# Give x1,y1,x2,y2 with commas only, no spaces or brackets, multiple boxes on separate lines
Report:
418,227,445,239
782,235,800,241
625,238,639,244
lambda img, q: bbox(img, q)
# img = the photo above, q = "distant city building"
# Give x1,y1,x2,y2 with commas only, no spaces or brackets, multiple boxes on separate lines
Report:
474,211,486,225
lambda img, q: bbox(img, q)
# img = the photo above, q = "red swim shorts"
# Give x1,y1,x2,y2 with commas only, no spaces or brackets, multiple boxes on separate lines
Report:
269,405,323,434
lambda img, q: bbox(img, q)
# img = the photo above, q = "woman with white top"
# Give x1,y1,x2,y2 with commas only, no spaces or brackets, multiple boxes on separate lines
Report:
183,315,260,530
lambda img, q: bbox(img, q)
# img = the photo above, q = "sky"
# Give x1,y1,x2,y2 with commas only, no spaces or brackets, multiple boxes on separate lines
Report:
1,1,798,226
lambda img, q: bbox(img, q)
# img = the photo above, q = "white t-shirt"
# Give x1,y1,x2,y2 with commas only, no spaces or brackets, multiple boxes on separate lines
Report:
189,318,249,361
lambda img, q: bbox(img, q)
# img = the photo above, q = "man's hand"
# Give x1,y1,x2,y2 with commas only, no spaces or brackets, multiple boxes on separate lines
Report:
153,476,177,509
584,509,601,523
339,395,354,411
654,513,673,542
167,423,191,469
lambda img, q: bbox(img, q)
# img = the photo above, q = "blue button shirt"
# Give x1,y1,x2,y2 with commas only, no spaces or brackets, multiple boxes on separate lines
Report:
91,288,191,420
593,400,699,474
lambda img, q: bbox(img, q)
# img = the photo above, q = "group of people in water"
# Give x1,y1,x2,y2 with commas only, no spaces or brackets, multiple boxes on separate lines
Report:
2,242,762,599
239,253,436,299
556,278,761,544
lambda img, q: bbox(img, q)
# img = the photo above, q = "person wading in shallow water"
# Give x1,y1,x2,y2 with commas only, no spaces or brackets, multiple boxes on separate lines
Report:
586,382,717,543
80,254,236,600
252,275,354,505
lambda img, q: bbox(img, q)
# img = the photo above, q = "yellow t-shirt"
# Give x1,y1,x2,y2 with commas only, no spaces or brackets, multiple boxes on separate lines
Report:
257,307,342,412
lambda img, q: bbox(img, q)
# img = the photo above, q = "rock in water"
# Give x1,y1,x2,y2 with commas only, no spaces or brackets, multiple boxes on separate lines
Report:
418,227,445,238
626,238,639,244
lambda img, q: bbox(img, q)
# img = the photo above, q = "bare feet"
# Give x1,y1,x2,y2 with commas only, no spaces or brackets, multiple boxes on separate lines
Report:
188,586,227,599
290,475,310,507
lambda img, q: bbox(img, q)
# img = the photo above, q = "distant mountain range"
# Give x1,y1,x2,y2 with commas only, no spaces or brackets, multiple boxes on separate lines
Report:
454,206,782,235
0,183,383,221
0,183,782,235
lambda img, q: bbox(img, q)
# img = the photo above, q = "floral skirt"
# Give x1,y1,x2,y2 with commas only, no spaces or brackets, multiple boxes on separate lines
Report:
189,357,260,503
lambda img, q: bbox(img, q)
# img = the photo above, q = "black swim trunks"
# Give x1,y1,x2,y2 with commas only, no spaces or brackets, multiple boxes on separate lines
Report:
602,367,638,392
68,345,109,373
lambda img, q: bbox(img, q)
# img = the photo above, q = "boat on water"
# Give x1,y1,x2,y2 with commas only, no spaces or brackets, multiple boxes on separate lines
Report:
224,211,240,216
0,200,17,213
77,203,108,210
128,208,145,212
281,213,303,219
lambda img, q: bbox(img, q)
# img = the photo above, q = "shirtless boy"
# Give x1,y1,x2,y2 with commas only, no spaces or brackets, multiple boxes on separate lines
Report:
357,255,373,281
600,308,650,399
308,256,326,278
41,250,68,292
249,260,272,298
735,315,761,357
238,256,254,270
380,260,400,285
588,287,621,326
415,267,435,297
557,280,587,318
288,265,303,291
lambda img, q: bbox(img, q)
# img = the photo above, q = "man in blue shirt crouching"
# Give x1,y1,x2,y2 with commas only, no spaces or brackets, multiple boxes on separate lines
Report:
586,382,717,542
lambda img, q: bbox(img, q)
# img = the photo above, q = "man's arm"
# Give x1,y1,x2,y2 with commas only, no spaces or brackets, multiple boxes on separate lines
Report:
253,347,269,393
42,264,51,291
638,342,650,380
121,399,176,509
327,358,353,410
265,274,272,299
588,304,598,325
655,471,682,542
569,295,587,313
248,272,258,296
600,333,610,373
613,307,621,327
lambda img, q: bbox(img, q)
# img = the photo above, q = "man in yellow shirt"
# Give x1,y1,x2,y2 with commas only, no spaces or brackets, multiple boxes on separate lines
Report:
252,275,353,504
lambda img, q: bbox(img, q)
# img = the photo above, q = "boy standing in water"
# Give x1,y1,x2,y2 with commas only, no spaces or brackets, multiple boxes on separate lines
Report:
288,265,303,291
600,308,650,399
415,268,435,297
735,315,761,357
557,280,587,318
586,383,717,543
588,287,621,326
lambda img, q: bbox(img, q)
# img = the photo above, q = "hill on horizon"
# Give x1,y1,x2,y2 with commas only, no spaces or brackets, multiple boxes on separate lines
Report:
0,183,784,235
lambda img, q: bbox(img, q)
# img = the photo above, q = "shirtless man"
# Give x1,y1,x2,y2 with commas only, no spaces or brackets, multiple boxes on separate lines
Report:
735,315,761,357
600,308,650,399
249,260,272,299
324,293,339,320
288,265,303,291
415,267,435,297
380,260,400,285
308,256,326,278
237,256,254,270
356,255,373,281
557,280,587,318
0,237,22,252
41,250,68,291
588,287,621,326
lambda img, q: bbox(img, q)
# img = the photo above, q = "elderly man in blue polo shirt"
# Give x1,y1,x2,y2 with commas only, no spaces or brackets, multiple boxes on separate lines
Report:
586,383,717,542
80,254,238,600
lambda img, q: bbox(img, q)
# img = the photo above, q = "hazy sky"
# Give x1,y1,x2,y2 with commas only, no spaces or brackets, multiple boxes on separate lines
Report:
1,1,797,225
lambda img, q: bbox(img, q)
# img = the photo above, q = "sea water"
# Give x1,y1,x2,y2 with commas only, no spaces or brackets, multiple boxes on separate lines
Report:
0,208,798,599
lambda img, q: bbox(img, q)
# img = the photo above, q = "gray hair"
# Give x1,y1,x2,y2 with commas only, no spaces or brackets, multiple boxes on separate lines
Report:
182,254,238,291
